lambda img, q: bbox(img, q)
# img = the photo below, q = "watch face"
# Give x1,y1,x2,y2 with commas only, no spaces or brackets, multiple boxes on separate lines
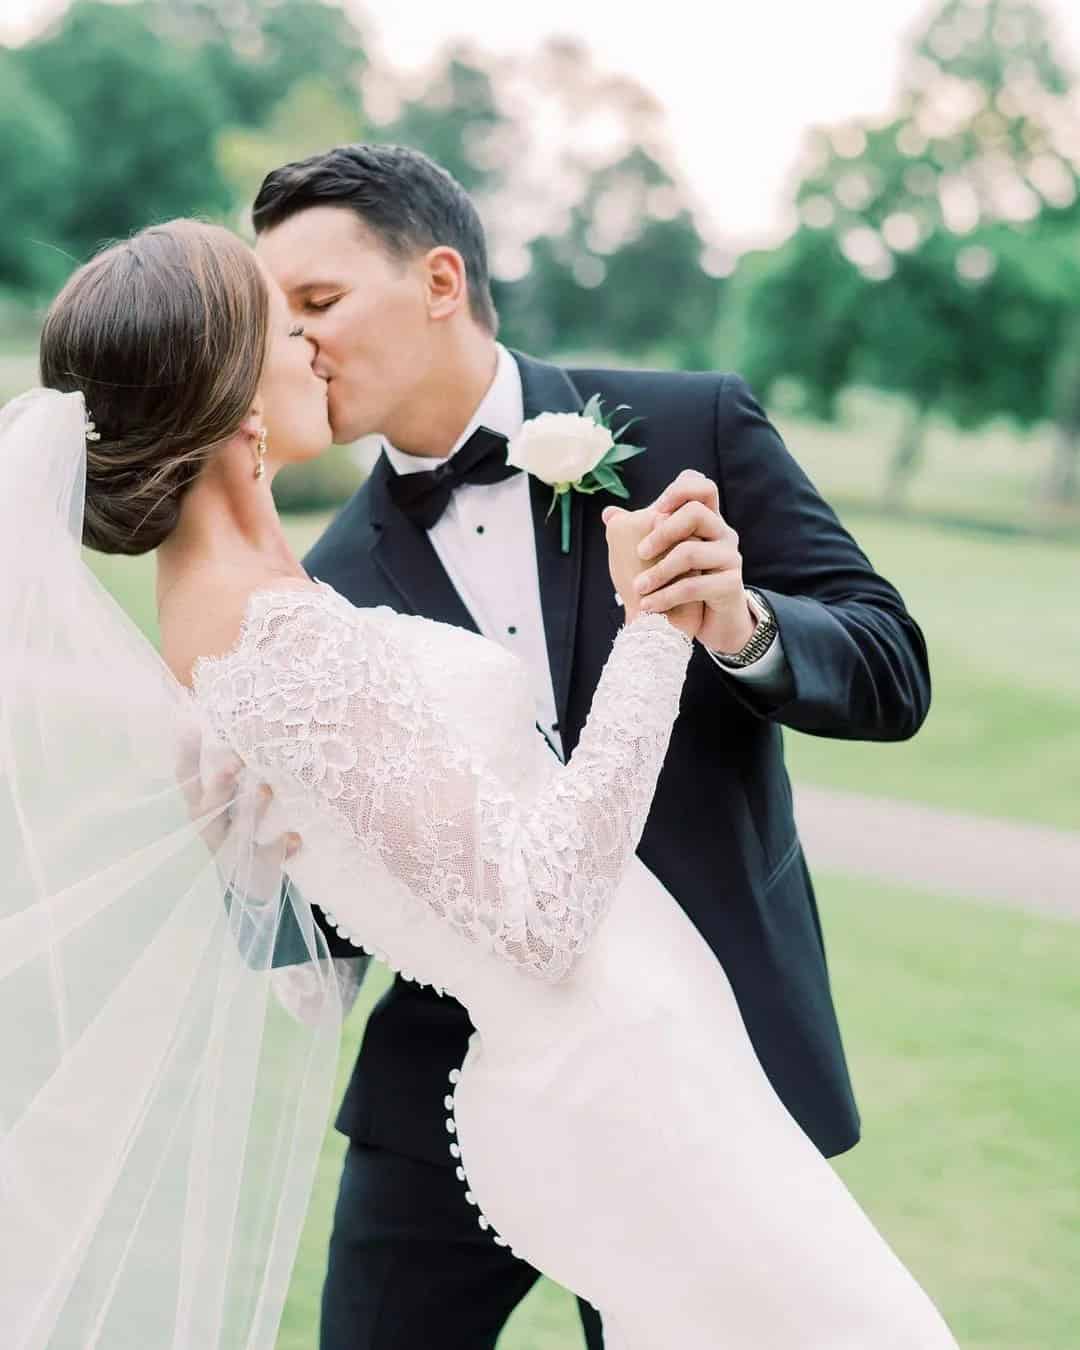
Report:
746,589,770,624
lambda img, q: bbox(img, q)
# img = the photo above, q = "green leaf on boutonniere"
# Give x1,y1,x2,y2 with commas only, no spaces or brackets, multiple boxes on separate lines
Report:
588,463,630,497
600,442,646,467
612,414,644,439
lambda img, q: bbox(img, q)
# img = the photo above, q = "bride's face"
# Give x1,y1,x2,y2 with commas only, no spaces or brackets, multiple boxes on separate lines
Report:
256,274,332,464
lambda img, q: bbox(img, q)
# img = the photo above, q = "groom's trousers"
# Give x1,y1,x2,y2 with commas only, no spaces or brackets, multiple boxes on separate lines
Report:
320,1140,605,1350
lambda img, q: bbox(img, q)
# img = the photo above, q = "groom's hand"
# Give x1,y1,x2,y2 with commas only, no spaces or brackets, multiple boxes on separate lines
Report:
603,504,703,640
633,470,756,655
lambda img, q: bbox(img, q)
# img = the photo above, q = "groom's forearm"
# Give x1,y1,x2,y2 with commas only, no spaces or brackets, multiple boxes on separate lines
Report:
735,587,930,740
710,374,931,741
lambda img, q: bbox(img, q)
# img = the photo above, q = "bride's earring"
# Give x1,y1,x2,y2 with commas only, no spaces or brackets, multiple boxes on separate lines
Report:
254,426,267,480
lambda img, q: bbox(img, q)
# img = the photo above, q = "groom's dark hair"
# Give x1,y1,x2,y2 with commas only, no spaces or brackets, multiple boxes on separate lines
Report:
252,143,498,335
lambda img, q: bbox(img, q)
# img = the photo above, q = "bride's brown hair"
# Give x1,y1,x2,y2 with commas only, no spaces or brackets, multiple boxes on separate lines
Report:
39,219,270,555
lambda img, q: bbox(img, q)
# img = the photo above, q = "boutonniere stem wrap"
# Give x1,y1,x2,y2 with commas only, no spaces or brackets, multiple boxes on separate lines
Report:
505,395,646,552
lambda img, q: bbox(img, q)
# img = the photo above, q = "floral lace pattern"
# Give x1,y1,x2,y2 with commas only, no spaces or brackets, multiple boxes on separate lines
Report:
195,587,691,982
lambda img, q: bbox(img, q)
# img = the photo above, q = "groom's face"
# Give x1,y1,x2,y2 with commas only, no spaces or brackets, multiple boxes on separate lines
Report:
256,206,432,444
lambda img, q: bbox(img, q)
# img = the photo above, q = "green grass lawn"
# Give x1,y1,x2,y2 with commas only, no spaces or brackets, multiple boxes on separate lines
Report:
780,514,1080,830
277,874,1080,1350
825,874,1080,1350
770,384,1076,535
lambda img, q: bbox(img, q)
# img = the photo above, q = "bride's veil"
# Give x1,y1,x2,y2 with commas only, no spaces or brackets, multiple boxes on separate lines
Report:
0,388,342,1348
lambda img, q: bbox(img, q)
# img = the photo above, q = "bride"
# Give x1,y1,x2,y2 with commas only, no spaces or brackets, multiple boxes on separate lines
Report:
0,219,957,1349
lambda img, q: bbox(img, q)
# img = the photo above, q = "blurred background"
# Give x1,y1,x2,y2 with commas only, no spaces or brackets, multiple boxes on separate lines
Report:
1,1,1078,1346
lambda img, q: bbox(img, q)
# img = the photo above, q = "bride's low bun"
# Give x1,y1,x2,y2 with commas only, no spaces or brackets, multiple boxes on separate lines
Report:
39,220,270,556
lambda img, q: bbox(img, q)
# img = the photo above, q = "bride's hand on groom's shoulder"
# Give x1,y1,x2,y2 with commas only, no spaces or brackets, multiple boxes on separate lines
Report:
602,504,704,641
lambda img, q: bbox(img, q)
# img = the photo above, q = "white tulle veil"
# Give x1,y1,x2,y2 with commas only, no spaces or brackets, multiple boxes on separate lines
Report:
0,387,343,1348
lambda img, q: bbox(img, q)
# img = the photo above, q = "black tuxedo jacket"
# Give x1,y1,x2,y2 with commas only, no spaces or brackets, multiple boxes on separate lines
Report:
297,351,931,1162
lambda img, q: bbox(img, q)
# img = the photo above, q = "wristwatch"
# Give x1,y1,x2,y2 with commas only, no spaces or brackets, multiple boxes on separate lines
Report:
711,588,777,669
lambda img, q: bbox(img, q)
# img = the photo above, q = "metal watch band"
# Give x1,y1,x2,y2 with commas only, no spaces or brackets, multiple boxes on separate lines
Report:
711,589,777,669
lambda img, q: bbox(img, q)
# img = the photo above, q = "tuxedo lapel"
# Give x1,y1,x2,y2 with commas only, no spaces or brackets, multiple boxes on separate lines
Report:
367,452,480,633
513,350,587,735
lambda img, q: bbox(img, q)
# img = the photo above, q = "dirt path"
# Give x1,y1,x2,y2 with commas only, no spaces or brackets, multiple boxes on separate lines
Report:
794,785,1080,922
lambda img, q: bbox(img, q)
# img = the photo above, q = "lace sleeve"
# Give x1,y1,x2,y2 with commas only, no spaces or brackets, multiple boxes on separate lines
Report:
208,596,691,981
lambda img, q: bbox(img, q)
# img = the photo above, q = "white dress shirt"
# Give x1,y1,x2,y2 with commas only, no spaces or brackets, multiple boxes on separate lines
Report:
383,345,789,762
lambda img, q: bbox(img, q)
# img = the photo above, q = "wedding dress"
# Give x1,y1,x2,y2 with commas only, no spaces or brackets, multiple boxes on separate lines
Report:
191,582,958,1350
0,389,957,1348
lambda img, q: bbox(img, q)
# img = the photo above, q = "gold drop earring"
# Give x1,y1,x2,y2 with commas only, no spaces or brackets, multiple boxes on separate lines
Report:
254,426,267,479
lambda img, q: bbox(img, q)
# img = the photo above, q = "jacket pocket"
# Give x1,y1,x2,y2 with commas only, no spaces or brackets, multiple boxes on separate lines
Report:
763,833,801,892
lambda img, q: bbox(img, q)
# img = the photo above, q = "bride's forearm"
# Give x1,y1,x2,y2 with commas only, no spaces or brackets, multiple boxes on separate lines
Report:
483,612,692,979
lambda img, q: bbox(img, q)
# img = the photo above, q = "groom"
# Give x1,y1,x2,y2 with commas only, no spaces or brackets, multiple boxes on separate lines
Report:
252,143,930,1350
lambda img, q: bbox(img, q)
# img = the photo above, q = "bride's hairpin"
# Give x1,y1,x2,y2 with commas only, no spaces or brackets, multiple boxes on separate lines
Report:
85,412,101,443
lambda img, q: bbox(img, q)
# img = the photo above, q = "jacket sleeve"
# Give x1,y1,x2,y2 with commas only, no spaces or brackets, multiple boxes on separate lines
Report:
710,373,931,741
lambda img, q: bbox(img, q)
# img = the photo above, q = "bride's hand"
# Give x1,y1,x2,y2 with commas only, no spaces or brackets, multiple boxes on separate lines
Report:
603,505,703,641
175,726,301,866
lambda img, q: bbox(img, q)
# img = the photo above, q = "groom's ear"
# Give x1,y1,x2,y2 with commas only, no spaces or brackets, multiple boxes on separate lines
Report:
423,246,468,323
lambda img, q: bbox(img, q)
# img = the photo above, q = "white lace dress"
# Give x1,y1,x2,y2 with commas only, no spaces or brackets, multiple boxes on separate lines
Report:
193,582,957,1350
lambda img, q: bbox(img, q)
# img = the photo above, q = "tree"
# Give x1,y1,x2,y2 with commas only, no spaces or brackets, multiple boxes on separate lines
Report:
149,0,368,130
379,48,507,197
0,49,76,294
13,1,233,264
740,0,1080,503
481,40,723,365
217,77,365,229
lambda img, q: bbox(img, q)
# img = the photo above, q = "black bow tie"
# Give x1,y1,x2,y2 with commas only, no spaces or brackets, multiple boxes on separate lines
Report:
387,426,520,530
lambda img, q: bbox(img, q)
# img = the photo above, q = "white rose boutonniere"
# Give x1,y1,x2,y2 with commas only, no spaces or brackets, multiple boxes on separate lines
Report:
505,395,646,553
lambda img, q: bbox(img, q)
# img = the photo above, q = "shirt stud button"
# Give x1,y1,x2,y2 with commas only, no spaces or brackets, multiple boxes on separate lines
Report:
476,525,485,534
507,625,517,635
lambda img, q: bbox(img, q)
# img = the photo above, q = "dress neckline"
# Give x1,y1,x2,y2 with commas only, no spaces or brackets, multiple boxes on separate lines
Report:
188,578,334,693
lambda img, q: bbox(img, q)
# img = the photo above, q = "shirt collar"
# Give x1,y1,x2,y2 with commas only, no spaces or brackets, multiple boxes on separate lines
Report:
382,344,525,477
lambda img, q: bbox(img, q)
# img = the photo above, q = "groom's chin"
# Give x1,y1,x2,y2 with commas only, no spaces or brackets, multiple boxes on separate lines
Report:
329,412,376,447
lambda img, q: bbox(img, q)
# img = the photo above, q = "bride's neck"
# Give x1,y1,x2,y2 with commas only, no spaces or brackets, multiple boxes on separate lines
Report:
156,455,302,609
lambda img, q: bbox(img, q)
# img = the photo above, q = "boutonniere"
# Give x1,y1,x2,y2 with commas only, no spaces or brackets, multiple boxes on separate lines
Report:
505,396,646,553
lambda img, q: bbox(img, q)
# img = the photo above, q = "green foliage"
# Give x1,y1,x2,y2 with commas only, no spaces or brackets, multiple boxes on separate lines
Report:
269,445,364,515
151,0,368,129
495,136,722,364
737,0,1080,496
3,6,720,376
736,231,867,419
0,49,76,292
217,77,365,225
379,52,504,195
13,1,233,267
2,0,370,283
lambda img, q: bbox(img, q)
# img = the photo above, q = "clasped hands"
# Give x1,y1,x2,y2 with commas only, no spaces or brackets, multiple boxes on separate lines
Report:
603,469,758,654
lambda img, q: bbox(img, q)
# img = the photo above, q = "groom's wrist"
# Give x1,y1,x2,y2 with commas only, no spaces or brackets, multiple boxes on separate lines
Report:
708,590,777,668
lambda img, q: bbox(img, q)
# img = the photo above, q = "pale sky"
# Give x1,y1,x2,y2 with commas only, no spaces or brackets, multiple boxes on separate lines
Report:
4,0,1079,248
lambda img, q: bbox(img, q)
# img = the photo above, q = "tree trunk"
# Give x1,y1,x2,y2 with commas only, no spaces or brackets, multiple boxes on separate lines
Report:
884,403,928,509
1044,332,1080,509
1042,427,1080,506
